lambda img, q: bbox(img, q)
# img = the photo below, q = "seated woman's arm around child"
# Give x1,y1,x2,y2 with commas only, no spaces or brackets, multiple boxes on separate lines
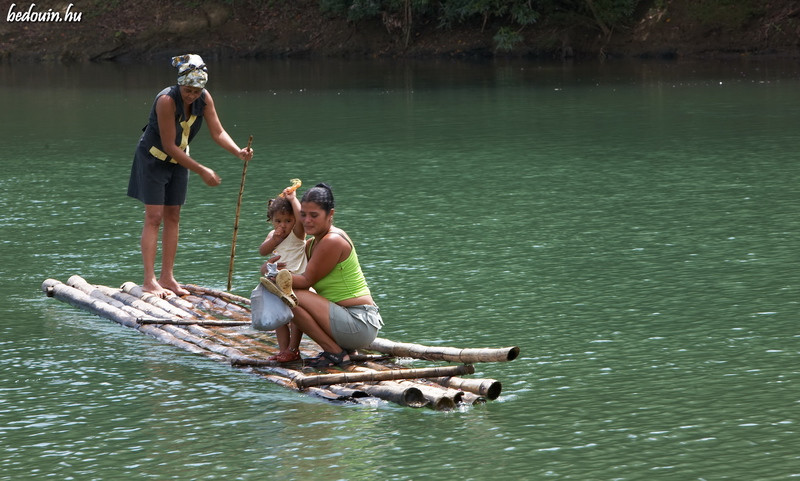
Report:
284,183,383,368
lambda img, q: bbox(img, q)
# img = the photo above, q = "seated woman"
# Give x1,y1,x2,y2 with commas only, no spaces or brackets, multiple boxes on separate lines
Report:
284,183,383,368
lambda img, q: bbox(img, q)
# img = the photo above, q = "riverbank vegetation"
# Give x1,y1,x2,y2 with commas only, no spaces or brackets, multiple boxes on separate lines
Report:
1,0,797,63
319,0,640,51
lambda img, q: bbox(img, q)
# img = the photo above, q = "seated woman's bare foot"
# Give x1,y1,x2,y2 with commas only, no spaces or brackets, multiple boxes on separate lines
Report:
142,279,173,299
158,278,190,297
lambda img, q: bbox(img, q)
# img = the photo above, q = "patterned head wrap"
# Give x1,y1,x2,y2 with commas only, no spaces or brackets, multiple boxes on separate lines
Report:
171,54,208,88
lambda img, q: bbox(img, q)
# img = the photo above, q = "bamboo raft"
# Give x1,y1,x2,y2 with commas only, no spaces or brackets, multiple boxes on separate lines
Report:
41,275,520,410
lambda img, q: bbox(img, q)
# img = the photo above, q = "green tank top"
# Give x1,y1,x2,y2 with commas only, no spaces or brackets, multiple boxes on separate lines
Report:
308,233,371,303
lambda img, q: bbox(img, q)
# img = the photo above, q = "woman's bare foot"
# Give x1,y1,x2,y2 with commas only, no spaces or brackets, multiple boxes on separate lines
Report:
142,279,173,299
158,277,190,297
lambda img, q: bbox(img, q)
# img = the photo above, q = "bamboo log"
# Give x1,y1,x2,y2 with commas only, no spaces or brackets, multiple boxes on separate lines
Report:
247,364,308,385
43,279,139,328
198,294,250,314
218,322,333,362
307,386,351,402
325,385,371,399
93,284,194,320
111,282,200,319
218,330,331,369
183,325,366,402
122,281,251,323
55,278,251,362
226,327,319,356
365,362,464,411
369,354,498,403
119,281,197,319
230,353,389,367
344,383,427,408
182,294,220,315
157,323,250,360
202,328,284,360
247,363,385,403
186,294,252,322
359,362,463,409
231,357,282,367
263,373,295,389
188,326,283,365
234,367,349,403
367,337,519,363
165,294,216,319
183,284,251,306
244,360,466,409
55,279,290,391
106,285,193,320
136,318,249,326
185,324,251,347
66,279,217,347
41,279,216,357
294,364,474,389
432,376,502,400
212,325,332,366
458,392,486,406
67,278,158,323
396,380,456,411
259,374,346,402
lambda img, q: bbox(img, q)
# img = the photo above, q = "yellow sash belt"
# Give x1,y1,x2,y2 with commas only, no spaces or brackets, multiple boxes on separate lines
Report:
149,114,197,164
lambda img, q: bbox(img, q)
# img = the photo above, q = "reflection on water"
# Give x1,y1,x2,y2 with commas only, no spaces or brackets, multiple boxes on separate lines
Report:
1,59,798,480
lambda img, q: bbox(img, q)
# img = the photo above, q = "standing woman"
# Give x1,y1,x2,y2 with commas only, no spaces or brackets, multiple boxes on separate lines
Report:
127,54,253,298
284,183,383,367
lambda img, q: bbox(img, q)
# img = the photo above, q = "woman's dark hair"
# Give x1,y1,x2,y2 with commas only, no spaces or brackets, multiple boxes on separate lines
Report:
266,195,293,221
301,183,335,213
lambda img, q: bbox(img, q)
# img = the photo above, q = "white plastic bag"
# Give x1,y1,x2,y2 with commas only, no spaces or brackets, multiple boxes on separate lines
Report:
250,283,293,331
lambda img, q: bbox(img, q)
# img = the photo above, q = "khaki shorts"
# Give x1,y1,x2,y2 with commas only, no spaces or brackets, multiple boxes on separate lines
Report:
328,303,382,350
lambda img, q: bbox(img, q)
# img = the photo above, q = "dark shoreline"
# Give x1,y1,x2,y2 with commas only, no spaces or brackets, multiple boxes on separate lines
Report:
3,0,800,65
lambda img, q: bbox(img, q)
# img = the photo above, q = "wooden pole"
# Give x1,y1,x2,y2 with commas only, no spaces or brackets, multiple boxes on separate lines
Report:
227,134,253,292
231,353,389,367
294,364,475,389
136,318,249,326
367,337,520,363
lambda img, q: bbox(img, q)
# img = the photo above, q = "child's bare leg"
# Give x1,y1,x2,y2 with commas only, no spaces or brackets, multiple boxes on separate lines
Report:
288,323,302,352
275,325,290,351
269,325,299,362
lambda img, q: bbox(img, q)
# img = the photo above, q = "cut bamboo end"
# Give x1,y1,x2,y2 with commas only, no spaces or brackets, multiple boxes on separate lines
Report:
506,346,521,361
433,376,502,400
346,382,427,408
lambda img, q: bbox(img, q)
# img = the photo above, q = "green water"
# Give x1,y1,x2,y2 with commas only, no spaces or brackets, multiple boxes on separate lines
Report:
1,59,798,480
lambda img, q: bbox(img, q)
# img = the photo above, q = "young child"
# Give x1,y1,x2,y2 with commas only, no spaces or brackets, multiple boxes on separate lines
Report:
258,182,305,362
